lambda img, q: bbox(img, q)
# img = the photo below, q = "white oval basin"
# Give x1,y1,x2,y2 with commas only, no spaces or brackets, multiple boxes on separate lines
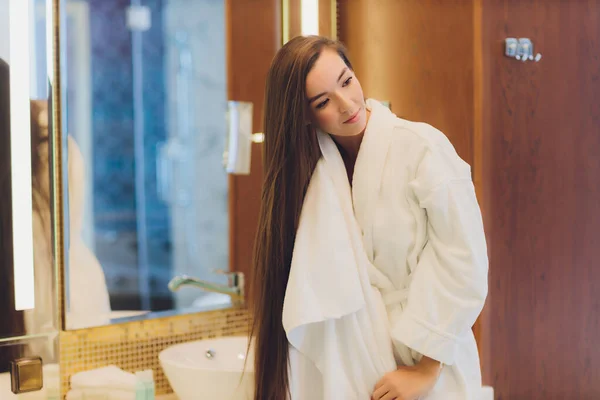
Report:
159,336,254,400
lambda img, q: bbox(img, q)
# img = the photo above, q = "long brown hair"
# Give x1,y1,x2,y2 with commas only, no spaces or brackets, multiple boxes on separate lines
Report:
250,36,353,400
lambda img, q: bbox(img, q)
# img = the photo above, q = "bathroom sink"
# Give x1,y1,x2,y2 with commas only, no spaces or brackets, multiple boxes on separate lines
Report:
159,336,254,400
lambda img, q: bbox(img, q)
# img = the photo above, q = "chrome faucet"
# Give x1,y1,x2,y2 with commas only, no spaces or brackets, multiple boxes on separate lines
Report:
167,271,245,306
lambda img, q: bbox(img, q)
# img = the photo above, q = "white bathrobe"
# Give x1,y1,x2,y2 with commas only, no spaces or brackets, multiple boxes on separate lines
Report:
283,99,488,399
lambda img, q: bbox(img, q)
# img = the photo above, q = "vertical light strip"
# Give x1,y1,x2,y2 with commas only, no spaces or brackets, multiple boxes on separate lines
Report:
46,0,54,83
28,0,37,97
281,0,290,45
301,0,319,35
9,0,36,310
330,0,337,40
50,0,67,330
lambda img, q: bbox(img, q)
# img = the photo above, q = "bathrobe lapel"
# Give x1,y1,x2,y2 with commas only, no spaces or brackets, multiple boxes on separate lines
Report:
351,99,396,262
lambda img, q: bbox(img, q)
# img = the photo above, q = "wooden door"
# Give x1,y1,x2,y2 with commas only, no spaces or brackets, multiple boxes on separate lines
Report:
479,1,600,398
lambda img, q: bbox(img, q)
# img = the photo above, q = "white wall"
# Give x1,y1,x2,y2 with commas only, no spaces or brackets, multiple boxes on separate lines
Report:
0,0,9,62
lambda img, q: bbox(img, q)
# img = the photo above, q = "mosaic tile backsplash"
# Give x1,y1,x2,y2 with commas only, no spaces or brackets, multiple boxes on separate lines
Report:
59,308,249,397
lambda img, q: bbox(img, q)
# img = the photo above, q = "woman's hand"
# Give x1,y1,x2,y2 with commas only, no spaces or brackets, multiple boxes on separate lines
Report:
371,357,442,400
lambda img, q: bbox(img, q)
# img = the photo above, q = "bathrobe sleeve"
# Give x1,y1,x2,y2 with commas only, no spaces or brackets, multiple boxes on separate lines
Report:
391,138,489,366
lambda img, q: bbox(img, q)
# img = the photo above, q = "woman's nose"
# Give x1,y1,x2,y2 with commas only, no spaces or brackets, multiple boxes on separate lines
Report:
338,96,353,113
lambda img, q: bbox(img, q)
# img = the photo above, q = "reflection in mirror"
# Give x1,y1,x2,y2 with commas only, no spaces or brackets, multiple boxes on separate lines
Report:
0,0,59,378
63,0,232,329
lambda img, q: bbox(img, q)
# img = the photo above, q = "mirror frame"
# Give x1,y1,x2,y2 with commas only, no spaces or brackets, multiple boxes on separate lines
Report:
49,0,67,331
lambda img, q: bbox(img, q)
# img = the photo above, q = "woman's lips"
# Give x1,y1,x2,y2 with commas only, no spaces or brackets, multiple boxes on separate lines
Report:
344,109,360,124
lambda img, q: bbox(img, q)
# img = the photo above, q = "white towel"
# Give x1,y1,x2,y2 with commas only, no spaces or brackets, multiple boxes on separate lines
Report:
65,388,136,400
70,365,137,392
282,151,398,399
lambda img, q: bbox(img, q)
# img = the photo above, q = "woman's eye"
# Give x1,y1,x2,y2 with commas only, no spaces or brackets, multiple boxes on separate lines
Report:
342,76,353,87
316,99,329,109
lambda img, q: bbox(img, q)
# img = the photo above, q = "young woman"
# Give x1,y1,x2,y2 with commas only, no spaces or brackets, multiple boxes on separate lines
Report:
250,36,489,400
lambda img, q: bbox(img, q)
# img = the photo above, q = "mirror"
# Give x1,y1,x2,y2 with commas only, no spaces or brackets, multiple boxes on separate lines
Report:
61,0,231,330
59,0,336,330
0,0,60,395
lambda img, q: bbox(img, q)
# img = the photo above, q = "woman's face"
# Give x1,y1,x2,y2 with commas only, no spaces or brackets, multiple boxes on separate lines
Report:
305,49,367,137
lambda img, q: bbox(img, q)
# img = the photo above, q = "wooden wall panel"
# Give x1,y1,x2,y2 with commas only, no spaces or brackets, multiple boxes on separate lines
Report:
288,0,302,39
338,0,475,164
226,0,280,294
318,0,334,38
481,1,600,398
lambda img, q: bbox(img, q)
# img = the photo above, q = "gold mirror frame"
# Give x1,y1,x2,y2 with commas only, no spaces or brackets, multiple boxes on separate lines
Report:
50,0,66,331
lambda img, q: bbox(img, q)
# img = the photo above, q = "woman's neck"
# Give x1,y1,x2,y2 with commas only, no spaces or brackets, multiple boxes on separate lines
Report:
330,109,370,163
332,133,363,163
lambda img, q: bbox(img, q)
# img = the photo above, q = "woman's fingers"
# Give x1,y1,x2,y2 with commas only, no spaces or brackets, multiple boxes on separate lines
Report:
372,385,391,400
380,391,398,400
